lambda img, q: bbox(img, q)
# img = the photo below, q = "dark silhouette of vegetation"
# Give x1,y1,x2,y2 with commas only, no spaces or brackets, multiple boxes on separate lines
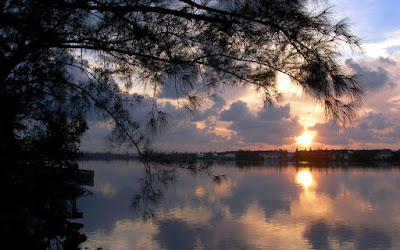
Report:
0,166,93,248
389,151,400,162
82,151,139,161
1,0,364,166
292,149,400,164
236,149,264,161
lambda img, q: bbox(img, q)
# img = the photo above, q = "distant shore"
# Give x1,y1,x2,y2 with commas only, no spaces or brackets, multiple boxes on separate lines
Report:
82,149,400,164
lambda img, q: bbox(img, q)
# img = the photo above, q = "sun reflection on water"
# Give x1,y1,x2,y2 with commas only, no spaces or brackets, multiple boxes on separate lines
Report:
78,161,400,250
296,169,313,189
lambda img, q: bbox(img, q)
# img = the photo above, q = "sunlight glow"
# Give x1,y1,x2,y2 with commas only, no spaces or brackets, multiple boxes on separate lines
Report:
295,131,315,147
276,73,302,94
195,186,206,198
277,78,292,93
296,170,313,188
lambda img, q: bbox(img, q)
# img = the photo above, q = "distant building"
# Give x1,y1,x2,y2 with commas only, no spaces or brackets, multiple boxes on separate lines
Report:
262,152,281,160
196,153,206,158
212,153,218,157
129,153,140,158
375,149,392,160
224,153,236,158
328,150,350,161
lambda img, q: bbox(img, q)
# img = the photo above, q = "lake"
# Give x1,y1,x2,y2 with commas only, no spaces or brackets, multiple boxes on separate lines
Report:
76,160,400,249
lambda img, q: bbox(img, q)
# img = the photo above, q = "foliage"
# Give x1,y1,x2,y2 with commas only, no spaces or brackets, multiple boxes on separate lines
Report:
1,167,91,248
1,0,363,165
236,149,264,161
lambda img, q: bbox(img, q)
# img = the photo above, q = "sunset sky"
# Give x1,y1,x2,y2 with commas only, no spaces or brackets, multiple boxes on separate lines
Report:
81,0,400,153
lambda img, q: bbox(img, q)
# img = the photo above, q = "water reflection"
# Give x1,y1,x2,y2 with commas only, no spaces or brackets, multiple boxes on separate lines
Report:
296,169,313,189
1,167,93,248
77,161,400,249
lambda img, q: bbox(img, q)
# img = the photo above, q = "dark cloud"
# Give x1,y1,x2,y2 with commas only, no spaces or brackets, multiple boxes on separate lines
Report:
192,94,226,121
385,45,400,55
223,172,296,217
310,112,400,147
303,220,392,250
257,104,291,121
303,220,331,250
310,121,373,146
357,112,393,131
310,122,350,146
219,100,251,122
110,97,304,151
157,122,224,144
156,67,208,100
378,57,397,65
330,224,355,244
81,91,235,152
150,97,238,152
356,228,392,250
156,219,251,250
219,101,302,145
345,59,396,91
157,81,186,99
156,220,204,250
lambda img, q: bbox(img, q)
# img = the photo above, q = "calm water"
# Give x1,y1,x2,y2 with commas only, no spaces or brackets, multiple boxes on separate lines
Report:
76,161,400,249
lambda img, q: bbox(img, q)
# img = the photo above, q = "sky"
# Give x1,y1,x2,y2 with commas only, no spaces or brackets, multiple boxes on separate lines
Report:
81,0,400,153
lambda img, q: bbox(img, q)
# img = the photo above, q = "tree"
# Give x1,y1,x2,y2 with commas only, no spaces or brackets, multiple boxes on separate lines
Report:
1,0,363,166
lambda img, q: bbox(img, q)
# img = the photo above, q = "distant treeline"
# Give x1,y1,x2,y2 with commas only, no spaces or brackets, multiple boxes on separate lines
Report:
292,149,400,163
82,149,400,163
81,152,138,161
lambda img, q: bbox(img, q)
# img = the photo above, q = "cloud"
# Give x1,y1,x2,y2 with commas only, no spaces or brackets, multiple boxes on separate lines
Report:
303,220,393,250
299,55,400,149
219,100,251,122
80,219,161,249
81,52,400,152
378,57,397,66
258,105,291,121
80,90,235,152
156,66,208,100
303,220,353,250
309,121,351,146
156,122,226,145
349,54,400,115
310,111,400,148
219,101,302,145
138,96,239,152
82,95,309,152
80,121,114,152
362,30,400,58
192,94,226,121
357,112,393,131
345,58,396,91
357,229,392,250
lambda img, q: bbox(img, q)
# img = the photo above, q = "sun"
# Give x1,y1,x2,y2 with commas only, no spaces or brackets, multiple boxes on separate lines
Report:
295,131,315,147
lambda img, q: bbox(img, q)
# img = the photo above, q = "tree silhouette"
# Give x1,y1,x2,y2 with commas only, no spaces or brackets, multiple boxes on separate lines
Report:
1,167,92,248
1,0,363,164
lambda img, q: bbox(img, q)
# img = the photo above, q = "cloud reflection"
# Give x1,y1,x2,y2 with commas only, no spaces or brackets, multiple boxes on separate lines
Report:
78,161,400,249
